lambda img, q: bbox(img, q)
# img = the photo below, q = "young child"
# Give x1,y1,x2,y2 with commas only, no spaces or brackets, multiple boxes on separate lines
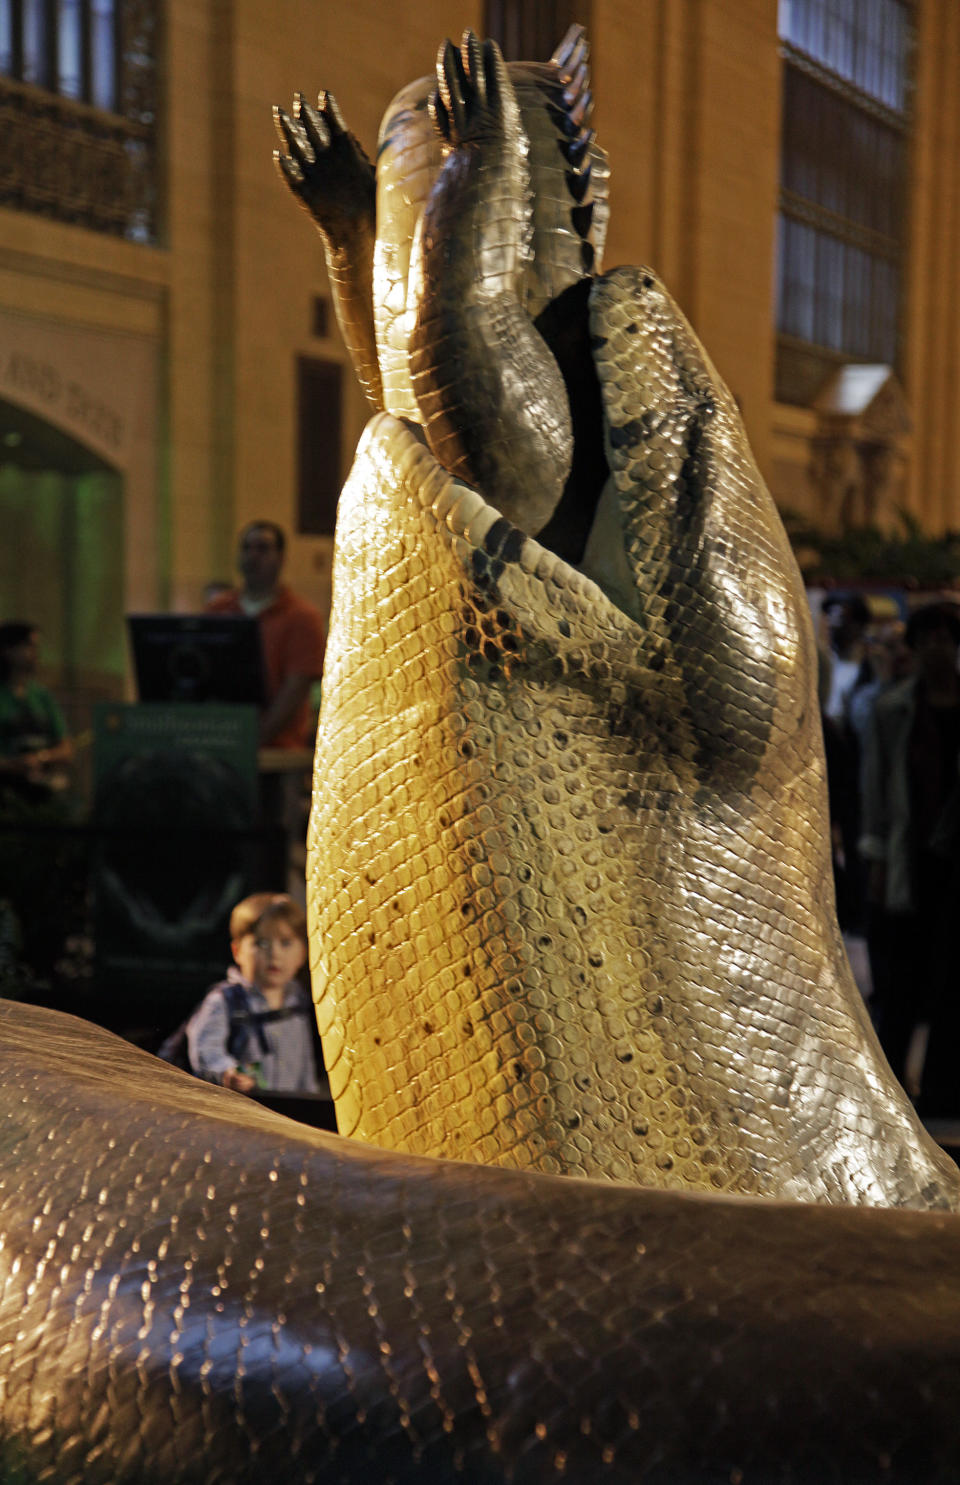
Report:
187,892,319,1094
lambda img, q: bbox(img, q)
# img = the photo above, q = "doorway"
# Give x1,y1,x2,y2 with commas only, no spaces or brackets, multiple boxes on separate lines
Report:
0,396,125,744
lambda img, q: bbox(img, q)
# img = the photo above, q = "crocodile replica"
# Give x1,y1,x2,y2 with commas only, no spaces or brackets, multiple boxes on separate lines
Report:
0,27,957,1485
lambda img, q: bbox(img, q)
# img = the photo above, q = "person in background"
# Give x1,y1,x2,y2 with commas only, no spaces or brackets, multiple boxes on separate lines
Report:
186,891,318,1093
818,594,874,936
205,521,325,748
0,621,73,808
859,602,960,1094
847,619,912,749
202,579,233,607
820,593,873,730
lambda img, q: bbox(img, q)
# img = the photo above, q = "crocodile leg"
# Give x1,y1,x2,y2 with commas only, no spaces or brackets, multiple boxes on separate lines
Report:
408,33,573,534
274,90,383,410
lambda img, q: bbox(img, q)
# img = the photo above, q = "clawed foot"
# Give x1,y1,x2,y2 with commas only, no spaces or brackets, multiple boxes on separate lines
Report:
430,31,516,146
273,90,374,226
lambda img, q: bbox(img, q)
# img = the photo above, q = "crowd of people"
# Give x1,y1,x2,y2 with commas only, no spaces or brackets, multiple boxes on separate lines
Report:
820,593,960,1116
0,518,325,807
4,535,960,1118
0,519,326,1031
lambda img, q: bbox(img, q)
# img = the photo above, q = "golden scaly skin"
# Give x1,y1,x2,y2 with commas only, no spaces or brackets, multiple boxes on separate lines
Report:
309,396,958,1207
373,27,609,430
408,35,574,531
275,27,609,472
302,31,959,1209
2,1000,960,1483
274,89,383,410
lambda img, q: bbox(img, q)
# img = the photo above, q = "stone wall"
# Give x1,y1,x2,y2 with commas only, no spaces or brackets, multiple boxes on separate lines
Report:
1,0,959,681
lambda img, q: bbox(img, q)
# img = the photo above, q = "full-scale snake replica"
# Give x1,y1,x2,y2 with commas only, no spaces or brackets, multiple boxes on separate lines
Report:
1,28,959,1484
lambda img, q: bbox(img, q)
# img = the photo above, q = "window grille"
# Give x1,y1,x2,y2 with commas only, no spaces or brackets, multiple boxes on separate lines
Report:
779,0,909,110
775,0,912,404
0,0,160,243
484,0,588,62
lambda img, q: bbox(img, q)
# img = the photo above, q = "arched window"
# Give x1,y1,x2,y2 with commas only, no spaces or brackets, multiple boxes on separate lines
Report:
775,0,913,404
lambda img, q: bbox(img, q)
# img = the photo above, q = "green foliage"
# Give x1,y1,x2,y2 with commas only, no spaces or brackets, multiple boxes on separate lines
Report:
783,507,960,586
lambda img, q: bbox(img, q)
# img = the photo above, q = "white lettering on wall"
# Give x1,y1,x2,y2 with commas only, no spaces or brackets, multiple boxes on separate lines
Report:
1,351,126,452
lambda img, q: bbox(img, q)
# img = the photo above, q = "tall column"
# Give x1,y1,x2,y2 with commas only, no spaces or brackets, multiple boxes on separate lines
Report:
905,0,960,533
166,0,227,608
592,0,781,482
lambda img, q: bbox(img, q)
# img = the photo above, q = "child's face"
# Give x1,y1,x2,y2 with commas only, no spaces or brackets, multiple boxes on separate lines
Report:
232,923,306,991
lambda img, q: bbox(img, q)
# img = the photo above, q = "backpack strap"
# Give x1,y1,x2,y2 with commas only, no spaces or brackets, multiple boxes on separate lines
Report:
222,982,272,1061
221,985,310,1060
249,1004,310,1026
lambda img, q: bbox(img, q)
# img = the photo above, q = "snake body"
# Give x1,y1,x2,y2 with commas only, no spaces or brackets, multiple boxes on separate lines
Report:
303,34,959,1210
2,998,960,1484
1,27,960,1485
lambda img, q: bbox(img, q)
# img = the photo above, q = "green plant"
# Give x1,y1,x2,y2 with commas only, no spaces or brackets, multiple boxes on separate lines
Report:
782,507,960,586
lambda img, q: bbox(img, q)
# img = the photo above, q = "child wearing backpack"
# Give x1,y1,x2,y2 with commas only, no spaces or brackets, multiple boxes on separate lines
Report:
185,892,319,1094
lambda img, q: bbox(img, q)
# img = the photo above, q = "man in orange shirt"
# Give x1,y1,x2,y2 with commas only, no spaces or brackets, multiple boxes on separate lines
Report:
206,521,325,749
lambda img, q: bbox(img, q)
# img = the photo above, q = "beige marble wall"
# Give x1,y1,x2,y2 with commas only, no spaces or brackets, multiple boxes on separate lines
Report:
225,0,485,616
0,211,164,617
2,0,960,652
164,0,230,610
904,0,960,535
592,0,782,480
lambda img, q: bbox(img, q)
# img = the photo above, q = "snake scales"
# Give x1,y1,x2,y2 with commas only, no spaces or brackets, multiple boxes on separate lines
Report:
0,27,959,1485
290,30,958,1208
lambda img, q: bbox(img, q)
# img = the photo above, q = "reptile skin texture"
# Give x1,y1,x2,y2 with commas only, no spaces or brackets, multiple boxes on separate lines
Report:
1,27,957,1485
303,33,960,1212
1,999,960,1485
372,29,609,425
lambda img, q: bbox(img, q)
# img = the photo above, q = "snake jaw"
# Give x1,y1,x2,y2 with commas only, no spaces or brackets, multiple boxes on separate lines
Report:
311,239,960,1214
